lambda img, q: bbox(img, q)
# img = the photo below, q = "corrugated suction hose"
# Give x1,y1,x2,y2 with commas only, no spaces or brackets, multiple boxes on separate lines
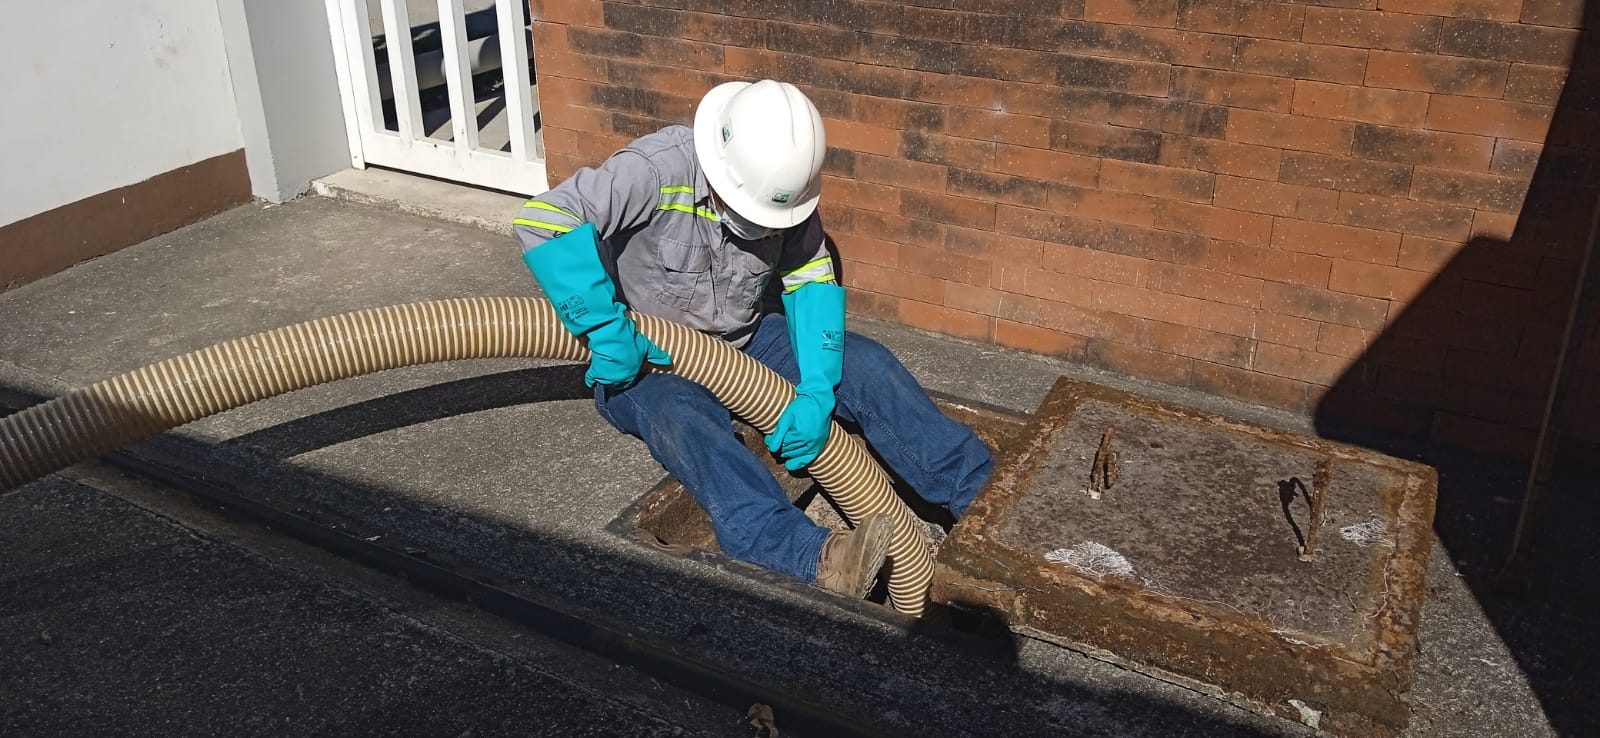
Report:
0,298,933,614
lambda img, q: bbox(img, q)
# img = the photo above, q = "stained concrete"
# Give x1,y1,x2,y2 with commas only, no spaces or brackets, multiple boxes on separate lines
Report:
0,194,1588,737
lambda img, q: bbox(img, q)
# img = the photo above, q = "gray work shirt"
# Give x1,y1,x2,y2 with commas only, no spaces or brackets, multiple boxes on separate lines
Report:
512,125,836,348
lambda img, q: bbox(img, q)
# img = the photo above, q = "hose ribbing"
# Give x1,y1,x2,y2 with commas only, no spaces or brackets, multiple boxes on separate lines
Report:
0,298,933,614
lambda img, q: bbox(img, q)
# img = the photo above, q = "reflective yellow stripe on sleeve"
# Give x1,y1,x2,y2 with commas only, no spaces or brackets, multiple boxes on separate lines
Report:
512,218,575,234
781,256,836,292
656,185,719,222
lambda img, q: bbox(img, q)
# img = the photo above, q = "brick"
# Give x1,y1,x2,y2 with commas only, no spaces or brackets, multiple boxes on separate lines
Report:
996,292,1147,340
1350,123,1495,171
1439,19,1580,66
1056,54,1172,96
1191,361,1315,412
1196,300,1259,337
1317,322,1378,357
1443,345,1557,392
1395,302,1516,353
1147,262,1266,306
1084,0,1181,26
1099,160,1216,203
1278,152,1413,197
943,169,1046,207
1140,320,1254,366
767,19,861,59
845,289,900,321
901,190,998,230
945,109,1052,149
1176,0,1306,40
945,226,1046,266
899,299,994,342
1364,50,1508,96
1411,168,1530,213
531,0,603,25
841,94,941,132
817,119,898,158
906,73,1009,110
1504,63,1567,104
1254,342,1356,384
1258,312,1324,348
1290,81,1429,127
1302,8,1443,51
1397,235,1464,271
1273,218,1402,264
1100,220,1214,265
945,281,1008,316
856,154,946,193
1518,0,1590,27
567,27,723,69
1086,339,1196,384
823,147,857,178
1092,281,1211,324
1159,136,1283,180
860,35,1058,85
994,320,1090,358
998,205,1211,264
601,4,765,46
1224,109,1355,156
1039,242,1151,285
1490,139,1542,177
1214,175,1342,221
992,144,1102,185
1050,122,1164,164
1329,260,1432,300
1152,201,1275,245
1337,192,1475,240
835,233,901,268
821,176,898,214
1022,268,1098,306
847,262,946,303
602,59,729,98
1319,386,1433,436
1262,282,1391,328
1426,95,1556,141
1375,0,1520,21
1233,39,1370,84
830,204,946,246
1050,19,1186,64
1046,184,1159,227
1433,413,1537,459
1156,102,1232,138
1000,82,1162,123
901,131,997,170
1171,30,1244,68
1169,68,1295,112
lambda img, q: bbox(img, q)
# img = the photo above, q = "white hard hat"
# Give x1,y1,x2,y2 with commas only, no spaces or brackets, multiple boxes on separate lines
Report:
693,80,826,230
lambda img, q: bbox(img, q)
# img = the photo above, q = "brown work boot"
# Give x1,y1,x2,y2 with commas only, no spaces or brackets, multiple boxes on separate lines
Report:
815,512,894,598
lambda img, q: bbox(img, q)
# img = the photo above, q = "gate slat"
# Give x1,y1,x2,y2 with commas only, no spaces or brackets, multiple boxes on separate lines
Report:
379,0,424,142
496,0,538,162
436,0,479,153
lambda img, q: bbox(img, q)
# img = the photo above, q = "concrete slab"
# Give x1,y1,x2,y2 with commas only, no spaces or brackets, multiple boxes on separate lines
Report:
0,195,1585,737
1,472,741,737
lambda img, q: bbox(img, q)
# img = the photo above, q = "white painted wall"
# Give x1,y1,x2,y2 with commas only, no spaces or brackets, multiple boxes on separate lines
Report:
218,0,351,202
0,1,245,226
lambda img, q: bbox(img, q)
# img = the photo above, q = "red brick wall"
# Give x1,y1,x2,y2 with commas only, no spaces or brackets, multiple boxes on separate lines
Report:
529,0,1599,459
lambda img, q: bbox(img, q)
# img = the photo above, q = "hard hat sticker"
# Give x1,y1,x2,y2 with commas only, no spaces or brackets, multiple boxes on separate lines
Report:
771,190,794,204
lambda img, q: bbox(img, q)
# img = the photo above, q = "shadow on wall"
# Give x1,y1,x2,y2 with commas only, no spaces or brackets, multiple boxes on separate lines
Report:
1314,21,1599,738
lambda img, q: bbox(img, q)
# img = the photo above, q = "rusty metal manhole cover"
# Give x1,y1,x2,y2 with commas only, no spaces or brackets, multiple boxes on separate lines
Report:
934,378,1437,737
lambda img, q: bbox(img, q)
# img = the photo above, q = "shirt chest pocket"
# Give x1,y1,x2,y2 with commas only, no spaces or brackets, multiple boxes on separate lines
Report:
653,237,711,310
732,237,781,308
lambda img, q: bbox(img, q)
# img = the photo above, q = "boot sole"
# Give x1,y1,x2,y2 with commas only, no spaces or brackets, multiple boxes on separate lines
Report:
845,513,894,599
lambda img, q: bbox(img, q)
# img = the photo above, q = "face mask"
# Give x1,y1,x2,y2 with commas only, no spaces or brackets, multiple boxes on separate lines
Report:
715,201,778,241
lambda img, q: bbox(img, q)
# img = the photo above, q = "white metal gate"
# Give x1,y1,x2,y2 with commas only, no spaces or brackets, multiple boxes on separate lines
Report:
324,0,547,196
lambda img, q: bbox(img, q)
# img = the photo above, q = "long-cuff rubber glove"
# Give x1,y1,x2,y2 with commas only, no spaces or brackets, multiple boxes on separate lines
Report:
766,281,846,471
521,223,670,387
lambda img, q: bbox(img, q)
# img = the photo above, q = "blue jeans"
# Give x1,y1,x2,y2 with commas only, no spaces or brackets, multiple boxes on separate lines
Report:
594,313,995,583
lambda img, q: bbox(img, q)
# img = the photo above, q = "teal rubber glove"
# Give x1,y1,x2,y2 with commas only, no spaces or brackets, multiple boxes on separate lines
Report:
521,223,670,387
766,281,846,471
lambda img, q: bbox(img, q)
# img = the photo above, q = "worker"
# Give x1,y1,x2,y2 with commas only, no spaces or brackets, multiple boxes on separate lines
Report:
512,79,994,599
